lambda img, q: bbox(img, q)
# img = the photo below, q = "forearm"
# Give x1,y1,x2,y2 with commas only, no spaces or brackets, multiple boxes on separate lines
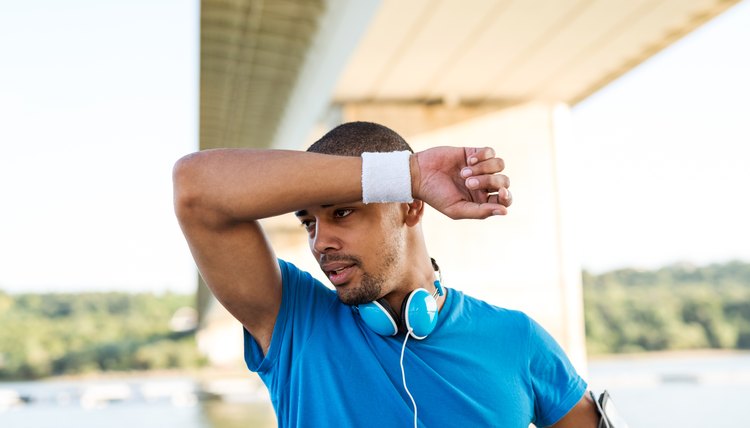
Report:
173,149,366,224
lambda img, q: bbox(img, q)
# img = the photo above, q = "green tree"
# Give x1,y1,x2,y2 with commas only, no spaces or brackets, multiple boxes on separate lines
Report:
583,260,750,354
0,290,205,380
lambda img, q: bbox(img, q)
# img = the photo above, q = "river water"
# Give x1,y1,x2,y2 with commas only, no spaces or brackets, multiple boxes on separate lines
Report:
1,351,748,427
587,351,750,428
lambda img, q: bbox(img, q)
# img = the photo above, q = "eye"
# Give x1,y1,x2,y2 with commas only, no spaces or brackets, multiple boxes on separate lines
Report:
300,219,315,232
333,208,353,219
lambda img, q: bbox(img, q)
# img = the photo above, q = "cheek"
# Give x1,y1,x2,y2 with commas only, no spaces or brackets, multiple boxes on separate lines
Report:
375,228,406,262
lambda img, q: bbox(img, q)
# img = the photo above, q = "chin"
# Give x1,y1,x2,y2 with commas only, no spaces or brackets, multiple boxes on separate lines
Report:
335,287,374,306
334,273,383,306
336,292,367,306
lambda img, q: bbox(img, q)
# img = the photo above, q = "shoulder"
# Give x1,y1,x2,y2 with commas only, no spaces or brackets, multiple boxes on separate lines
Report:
277,259,333,296
451,289,532,327
449,290,568,356
446,289,535,342
275,259,339,315
277,259,314,285
245,259,339,372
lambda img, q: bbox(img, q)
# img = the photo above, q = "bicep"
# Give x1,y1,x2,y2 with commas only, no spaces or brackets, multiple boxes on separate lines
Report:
180,217,282,353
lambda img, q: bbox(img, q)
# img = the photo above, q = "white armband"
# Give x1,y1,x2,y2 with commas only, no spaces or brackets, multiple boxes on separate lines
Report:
361,151,413,204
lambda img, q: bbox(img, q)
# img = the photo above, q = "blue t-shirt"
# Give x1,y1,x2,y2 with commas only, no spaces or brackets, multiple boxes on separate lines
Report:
244,260,586,427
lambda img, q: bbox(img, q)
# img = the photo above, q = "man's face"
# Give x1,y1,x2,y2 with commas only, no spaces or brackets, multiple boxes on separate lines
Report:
295,202,406,305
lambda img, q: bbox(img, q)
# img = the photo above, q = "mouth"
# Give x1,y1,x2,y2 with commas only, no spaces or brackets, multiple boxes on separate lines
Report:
322,263,357,286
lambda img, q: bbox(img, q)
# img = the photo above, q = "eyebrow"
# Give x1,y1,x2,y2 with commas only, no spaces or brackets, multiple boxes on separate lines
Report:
294,204,334,217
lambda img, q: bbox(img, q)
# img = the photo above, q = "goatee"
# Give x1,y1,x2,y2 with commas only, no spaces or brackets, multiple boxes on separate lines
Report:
338,270,384,305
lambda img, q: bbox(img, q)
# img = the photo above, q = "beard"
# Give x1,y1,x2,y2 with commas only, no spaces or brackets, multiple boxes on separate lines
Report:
339,268,385,305
325,251,399,306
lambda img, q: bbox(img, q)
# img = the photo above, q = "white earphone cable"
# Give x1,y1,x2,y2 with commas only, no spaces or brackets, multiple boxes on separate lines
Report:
400,330,418,428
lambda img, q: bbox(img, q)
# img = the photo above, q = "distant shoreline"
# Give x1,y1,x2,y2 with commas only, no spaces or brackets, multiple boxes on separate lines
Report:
6,349,748,383
588,348,750,361
2,365,253,384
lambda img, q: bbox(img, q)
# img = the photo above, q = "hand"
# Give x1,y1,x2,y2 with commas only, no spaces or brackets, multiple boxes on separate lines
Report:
412,146,511,219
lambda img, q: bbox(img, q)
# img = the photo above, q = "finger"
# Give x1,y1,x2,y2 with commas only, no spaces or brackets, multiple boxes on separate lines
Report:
476,188,510,208
444,201,507,220
502,189,513,207
460,157,505,178
469,187,488,204
465,174,510,192
465,147,496,166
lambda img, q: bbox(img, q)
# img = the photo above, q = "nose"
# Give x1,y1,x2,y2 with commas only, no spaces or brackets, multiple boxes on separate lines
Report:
311,221,341,254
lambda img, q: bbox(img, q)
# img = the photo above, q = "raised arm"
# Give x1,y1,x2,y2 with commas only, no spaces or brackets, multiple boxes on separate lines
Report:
172,150,364,354
172,147,510,353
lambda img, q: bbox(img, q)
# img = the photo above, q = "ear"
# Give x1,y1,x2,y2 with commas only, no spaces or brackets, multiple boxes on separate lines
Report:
403,200,424,227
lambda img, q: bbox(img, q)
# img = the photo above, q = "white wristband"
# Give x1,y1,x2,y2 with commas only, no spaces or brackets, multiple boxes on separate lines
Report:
361,151,414,204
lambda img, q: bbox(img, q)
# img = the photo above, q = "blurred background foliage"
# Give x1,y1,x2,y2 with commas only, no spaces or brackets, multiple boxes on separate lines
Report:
584,260,750,354
1,259,749,380
0,291,205,380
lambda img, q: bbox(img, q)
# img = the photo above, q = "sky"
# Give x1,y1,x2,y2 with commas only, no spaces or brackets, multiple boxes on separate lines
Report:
0,0,748,293
0,0,200,293
570,0,750,272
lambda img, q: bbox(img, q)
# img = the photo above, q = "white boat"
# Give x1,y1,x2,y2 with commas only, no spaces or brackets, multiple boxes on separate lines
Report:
0,388,23,410
80,383,132,409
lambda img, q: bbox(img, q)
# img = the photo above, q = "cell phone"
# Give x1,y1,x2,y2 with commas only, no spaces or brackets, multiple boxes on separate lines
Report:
591,390,629,428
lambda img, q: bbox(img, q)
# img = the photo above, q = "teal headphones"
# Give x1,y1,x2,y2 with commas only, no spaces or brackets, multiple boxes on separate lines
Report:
355,259,444,340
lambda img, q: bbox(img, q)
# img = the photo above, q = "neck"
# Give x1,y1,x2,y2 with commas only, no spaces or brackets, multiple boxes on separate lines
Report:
382,236,445,313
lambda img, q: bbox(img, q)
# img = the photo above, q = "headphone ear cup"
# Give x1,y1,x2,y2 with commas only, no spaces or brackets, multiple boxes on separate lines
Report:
357,298,400,336
401,288,439,340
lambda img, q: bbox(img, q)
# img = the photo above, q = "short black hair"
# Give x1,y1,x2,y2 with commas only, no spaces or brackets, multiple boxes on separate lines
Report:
307,121,413,156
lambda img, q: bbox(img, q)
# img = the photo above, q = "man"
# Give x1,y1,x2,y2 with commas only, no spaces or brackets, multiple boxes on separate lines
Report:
173,121,600,427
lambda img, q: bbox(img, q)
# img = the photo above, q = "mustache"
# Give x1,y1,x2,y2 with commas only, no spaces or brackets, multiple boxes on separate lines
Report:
319,253,362,266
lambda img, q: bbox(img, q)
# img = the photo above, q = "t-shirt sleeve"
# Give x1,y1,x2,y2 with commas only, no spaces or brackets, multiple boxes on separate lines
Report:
243,259,336,382
527,316,587,427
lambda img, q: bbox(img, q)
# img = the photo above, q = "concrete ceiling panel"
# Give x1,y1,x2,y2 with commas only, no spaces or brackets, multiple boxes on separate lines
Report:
200,0,739,150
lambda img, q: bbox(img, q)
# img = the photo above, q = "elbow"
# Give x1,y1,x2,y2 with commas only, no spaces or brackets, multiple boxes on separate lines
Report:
172,153,204,223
